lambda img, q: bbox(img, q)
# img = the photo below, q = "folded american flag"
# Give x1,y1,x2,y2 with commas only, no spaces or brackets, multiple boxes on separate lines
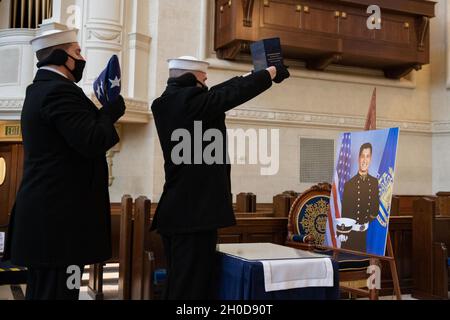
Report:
93,55,121,106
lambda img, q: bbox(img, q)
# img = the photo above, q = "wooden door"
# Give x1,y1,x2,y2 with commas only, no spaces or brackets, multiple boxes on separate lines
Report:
0,143,24,226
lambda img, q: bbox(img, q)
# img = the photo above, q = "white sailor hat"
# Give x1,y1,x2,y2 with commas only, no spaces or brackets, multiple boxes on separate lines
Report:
167,56,210,73
30,29,79,52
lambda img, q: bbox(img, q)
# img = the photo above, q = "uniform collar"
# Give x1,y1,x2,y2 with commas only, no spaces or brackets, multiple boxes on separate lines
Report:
358,173,369,181
167,72,199,88
39,66,69,79
34,69,73,83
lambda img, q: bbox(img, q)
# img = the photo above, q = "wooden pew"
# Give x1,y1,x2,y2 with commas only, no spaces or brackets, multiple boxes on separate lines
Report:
117,196,154,300
436,192,450,216
412,198,450,299
369,195,449,296
131,197,152,300
273,191,300,218
87,203,122,300
391,195,436,216
236,193,257,213
219,214,288,245
384,194,446,296
118,195,133,300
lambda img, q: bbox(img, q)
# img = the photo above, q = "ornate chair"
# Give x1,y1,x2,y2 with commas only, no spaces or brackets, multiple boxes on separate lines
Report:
285,183,374,299
0,224,27,300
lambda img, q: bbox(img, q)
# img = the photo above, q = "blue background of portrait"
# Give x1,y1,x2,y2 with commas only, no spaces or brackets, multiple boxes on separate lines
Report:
335,130,389,180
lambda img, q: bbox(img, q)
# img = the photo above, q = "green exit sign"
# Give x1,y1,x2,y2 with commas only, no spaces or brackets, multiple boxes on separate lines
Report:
5,125,21,137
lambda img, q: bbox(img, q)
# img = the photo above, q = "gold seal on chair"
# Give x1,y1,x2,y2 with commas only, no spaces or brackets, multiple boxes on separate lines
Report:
301,198,329,245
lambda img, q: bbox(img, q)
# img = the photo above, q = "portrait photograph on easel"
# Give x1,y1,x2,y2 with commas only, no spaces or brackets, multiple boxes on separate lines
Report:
326,128,400,257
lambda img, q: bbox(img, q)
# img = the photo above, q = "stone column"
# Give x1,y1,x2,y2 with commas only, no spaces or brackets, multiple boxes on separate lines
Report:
125,0,151,101
78,0,125,93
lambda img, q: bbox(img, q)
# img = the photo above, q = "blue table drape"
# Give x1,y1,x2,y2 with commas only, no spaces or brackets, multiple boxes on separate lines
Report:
214,253,339,300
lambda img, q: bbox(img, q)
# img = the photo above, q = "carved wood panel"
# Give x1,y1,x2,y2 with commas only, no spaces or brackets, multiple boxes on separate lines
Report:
301,1,339,35
375,13,414,45
214,0,435,78
337,5,375,40
216,0,234,38
261,0,300,30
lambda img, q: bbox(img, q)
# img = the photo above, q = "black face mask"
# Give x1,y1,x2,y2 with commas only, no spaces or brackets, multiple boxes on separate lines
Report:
37,49,86,83
65,54,86,83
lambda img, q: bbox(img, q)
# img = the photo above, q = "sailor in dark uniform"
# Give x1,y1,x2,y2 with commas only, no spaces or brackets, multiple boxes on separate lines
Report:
151,56,290,300
340,143,379,253
3,29,125,300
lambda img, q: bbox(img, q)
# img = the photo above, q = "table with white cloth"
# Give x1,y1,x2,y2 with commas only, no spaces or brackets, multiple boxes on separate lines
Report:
214,243,339,300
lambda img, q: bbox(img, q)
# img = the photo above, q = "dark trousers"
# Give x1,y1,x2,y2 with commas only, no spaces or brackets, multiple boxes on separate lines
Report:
25,266,85,300
161,230,218,300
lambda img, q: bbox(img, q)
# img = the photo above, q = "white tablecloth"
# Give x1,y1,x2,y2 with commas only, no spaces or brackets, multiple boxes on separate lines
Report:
218,243,335,292
261,258,334,292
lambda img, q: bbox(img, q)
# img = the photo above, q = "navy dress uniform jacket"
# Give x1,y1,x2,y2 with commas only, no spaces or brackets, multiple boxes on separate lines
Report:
341,174,379,252
151,70,273,234
3,69,125,268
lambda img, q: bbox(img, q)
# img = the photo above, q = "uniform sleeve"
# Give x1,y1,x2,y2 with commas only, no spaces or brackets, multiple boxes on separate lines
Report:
370,180,380,220
208,76,240,92
40,84,124,159
341,182,352,219
187,70,273,121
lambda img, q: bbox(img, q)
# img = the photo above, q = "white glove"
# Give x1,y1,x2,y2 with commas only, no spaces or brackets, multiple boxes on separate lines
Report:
352,223,369,232
338,235,348,243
